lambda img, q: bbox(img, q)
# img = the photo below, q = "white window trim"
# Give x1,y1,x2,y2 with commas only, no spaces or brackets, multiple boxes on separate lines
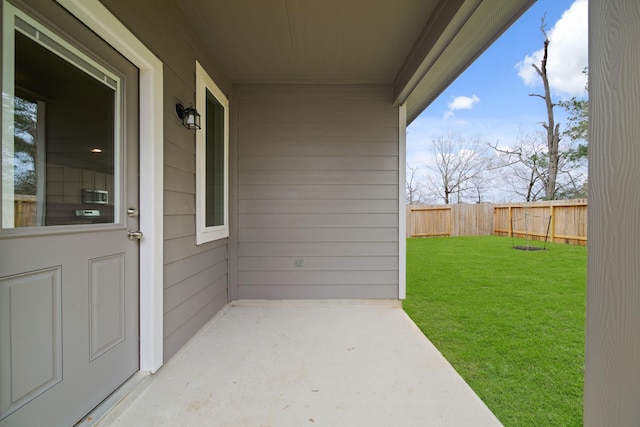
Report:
195,61,229,245
57,0,165,373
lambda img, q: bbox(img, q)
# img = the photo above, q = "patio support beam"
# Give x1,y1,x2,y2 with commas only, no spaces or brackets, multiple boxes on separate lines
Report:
585,0,640,424
398,103,407,299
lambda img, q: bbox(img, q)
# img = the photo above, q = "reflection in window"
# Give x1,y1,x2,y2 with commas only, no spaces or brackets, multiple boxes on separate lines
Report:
14,96,37,196
2,9,120,229
13,95,41,226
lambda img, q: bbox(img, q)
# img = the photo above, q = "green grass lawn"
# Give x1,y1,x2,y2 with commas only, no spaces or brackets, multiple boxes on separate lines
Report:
404,236,586,427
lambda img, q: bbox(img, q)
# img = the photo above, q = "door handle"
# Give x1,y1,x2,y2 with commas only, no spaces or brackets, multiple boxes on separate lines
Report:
127,230,143,240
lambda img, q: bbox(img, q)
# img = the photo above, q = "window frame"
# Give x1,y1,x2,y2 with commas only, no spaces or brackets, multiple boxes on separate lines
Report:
195,61,229,244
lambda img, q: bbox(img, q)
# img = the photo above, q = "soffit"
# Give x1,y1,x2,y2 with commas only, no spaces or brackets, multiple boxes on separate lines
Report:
176,0,438,84
175,0,534,120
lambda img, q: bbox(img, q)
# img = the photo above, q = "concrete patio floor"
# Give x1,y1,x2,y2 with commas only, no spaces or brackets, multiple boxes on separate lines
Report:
99,300,502,426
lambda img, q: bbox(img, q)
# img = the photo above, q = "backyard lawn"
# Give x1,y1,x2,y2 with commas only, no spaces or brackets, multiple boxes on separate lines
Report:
404,236,586,427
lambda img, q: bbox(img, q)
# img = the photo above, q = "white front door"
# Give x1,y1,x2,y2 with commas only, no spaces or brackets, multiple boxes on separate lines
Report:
0,1,140,425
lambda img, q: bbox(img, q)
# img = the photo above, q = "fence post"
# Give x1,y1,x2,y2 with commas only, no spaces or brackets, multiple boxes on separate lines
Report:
549,205,555,242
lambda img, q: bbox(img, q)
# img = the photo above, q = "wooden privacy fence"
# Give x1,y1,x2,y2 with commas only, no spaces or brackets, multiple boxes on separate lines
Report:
407,203,494,237
14,195,38,227
407,199,587,245
493,199,587,245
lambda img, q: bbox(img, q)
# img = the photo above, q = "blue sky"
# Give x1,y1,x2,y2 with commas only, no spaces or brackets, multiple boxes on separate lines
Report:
407,0,588,179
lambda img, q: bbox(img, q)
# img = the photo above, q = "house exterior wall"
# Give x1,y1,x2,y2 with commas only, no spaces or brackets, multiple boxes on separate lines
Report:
100,0,229,361
230,85,400,300
98,2,403,359
585,0,640,424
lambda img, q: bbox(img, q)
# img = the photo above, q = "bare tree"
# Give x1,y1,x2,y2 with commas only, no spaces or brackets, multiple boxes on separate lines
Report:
406,164,427,205
554,151,588,199
426,133,489,204
491,16,588,201
492,129,587,202
529,16,561,199
469,171,490,203
492,130,548,202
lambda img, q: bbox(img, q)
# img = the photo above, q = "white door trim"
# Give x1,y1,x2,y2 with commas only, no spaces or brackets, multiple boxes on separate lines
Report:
56,0,164,373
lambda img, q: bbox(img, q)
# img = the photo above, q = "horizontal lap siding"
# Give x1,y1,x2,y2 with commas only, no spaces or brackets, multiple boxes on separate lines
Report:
234,85,399,299
103,0,230,361
161,67,228,360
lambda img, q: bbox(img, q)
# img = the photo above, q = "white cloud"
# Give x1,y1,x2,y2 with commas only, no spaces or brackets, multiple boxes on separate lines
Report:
515,0,588,97
444,95,480,118
448,95,480,110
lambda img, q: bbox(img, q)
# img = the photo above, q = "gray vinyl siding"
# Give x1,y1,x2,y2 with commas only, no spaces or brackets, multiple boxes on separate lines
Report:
232,85,399,299
101,0,230,361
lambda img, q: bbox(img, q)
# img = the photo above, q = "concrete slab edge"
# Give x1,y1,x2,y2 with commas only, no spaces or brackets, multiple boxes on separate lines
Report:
230,298,403,308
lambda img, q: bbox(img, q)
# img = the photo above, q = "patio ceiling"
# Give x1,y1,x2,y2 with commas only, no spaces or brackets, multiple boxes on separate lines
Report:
176,0,534,123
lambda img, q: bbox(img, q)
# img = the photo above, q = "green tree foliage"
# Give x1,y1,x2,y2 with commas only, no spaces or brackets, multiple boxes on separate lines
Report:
560,98,588,142
559,68,588,159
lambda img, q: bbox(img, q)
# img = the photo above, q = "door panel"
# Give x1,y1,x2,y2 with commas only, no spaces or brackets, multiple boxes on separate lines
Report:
89,253,126,361
0,1,139,425
0,267,62,417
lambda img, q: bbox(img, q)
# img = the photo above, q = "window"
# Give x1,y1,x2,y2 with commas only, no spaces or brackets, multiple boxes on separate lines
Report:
195,61,228,244
2,3,121,230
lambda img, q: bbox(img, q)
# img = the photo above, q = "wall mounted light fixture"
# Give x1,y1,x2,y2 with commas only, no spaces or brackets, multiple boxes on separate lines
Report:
175,103,201,130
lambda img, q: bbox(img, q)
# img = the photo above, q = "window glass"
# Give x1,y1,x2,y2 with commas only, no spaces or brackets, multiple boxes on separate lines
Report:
205,89,225,227
2,10,120,230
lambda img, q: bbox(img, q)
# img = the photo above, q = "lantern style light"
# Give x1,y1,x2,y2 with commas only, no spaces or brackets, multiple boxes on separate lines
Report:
175,103,201,130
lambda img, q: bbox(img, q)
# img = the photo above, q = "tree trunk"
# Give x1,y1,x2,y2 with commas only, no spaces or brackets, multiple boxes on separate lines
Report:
531,24,561,199
526,167,535,202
